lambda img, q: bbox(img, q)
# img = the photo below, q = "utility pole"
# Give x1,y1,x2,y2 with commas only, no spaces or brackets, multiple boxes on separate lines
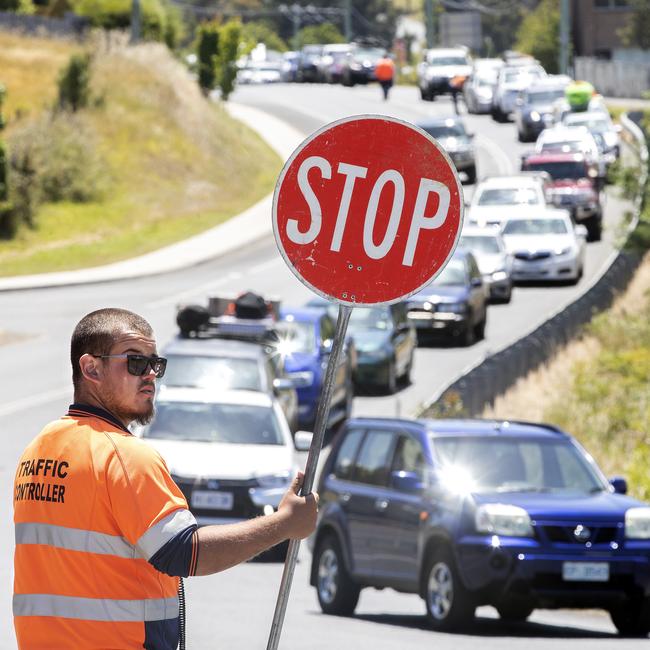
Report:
343,0,352,41
130,0,141,45
559,0,570,75
425,0,434,48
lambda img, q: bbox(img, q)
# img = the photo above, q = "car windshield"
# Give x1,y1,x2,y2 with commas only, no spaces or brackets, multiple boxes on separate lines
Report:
431,436,607,494
162,355,262,391
145,402,284,445
460,235,501,254
275,321,316,354
565,116,610,132
356,48,383,60
432,259,467,285
526,161,585,180
421,124,466,138
429,56,468,66
502,218,568,235
527,89,565,104
541,139,585,154
477,187,540,205
348,306,392,333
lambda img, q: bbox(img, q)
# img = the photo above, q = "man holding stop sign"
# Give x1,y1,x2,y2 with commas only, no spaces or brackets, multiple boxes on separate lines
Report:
267,115,464,649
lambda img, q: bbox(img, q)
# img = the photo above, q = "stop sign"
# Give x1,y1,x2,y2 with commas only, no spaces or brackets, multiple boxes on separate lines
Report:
272,115,464,305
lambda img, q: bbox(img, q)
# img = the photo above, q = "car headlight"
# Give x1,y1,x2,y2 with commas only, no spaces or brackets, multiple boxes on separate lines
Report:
255,472,292,489
491,270,508,281
475,504,534,537
625,507,650,539
438,302,467,314
530,110,541,122
554,246,572,256
289,371,314,387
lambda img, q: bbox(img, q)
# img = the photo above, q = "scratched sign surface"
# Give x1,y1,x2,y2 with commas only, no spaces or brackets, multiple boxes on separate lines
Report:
272,115,464,306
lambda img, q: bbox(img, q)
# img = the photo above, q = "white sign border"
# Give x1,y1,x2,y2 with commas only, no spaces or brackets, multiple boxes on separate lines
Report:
272,113,465,307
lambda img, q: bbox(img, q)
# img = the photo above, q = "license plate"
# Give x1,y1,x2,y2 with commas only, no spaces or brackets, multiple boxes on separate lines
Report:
562,562,609,582
191,490,234,510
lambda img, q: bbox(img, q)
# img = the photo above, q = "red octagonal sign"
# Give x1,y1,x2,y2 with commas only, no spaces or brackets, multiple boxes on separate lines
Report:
273,115,464,306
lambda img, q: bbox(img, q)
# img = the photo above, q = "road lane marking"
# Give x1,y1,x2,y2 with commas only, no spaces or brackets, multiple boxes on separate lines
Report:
0,387,70,418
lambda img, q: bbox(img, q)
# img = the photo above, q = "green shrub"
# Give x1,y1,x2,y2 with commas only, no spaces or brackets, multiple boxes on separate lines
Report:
0,140,7,201
241,21,287,55
217,20,241,101
0,201,17,240
196,21,219,93
58,53,91,112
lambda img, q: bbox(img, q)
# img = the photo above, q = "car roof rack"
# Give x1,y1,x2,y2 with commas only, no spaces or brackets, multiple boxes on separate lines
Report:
176,292,281,343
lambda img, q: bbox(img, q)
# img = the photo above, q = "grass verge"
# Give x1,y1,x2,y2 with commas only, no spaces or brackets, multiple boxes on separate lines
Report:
0,37,281,276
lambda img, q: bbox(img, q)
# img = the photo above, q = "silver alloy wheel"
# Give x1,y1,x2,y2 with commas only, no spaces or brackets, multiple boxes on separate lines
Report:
427,561,454,620
318,548,339,605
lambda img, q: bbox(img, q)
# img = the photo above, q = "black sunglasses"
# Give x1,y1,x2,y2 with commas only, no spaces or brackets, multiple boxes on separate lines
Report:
93,354,167,378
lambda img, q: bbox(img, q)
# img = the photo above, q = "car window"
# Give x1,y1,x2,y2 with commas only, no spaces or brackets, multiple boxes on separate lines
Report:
276,320,316,354
525,161,586,180
428,55,468,66
432,259,467,285
476,187,540,205
420,124,466,138
163,355,262,391
502,218,568,235
353,430,396,486
459,235,501,254
392,436,426,478
347,306,392,334
526,89,565,104
431,436,606,493
145,402,284,445
333,428,365,480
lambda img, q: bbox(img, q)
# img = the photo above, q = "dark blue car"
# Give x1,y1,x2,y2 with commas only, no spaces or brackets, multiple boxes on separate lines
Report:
406,249,488,346
310,418,650,636
278,307,353,430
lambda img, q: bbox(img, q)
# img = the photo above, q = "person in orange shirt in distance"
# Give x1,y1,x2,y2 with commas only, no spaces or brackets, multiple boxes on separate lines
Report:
375,52,395,101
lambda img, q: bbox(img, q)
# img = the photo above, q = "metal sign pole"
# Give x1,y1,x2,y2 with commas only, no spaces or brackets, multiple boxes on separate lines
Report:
266,303,353,650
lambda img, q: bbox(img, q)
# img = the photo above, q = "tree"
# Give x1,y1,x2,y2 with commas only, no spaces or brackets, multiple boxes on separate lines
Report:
217,20,241,101
515,0,560,74
196,20,220,93
58,53,91,112
241,20,287,54
296,22,345,48
619,0,650,50
0,0,34,12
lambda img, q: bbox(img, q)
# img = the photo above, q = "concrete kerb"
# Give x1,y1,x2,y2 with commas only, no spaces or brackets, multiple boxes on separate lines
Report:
0,103,305,292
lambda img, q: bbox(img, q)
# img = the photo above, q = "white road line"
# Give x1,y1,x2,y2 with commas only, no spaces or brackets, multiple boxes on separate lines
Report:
0,387,70,418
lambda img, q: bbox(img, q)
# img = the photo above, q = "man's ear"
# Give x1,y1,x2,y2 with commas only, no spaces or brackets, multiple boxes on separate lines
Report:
79,354,102,384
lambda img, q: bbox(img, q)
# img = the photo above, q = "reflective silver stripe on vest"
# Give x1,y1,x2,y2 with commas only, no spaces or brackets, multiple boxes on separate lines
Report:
136,509,197,560
15,523,135,559
13,594,179,622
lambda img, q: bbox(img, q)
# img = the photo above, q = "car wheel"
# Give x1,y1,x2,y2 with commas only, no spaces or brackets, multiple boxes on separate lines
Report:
610,598,650,637
496,600,534,622
315,535,360,616
423,547,475,631
587,216,602,242
385,359,398,394
461,316,475,347
464,165,477,185
474,313,486,341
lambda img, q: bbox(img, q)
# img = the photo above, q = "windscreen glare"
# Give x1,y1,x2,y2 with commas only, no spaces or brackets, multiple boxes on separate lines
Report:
275,321,316,354
432,259,467,285
145,402,284,445
477,187,540,205
163,355,262,391
503,219,568,235
460,235,501,254
348,306,392,333
431,436,607,494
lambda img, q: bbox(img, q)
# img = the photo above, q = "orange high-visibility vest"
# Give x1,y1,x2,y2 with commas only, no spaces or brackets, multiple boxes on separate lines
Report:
13,406,197,649
375,58,395,82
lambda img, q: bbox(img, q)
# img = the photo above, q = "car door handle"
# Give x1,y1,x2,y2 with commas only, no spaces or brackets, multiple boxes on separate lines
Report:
375,499,389,511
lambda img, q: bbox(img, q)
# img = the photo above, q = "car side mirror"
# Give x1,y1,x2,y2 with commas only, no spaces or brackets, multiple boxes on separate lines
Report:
391,470,424,493
575,224,588,239
294,430,313,452
609,476,627,495
273,377,294,393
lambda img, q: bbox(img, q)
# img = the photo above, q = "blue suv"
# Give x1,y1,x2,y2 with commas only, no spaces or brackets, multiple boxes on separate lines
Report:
310,418,650,635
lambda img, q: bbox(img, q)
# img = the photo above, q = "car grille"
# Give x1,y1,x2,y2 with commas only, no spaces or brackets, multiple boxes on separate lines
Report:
536,523,621,545
514,251,552,261
172,475,261,519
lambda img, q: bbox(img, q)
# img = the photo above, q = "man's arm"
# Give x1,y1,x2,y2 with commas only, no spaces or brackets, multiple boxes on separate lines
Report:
194,473,318,576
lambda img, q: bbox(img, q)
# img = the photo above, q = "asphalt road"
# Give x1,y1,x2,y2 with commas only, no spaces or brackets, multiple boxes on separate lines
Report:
0,83,639,648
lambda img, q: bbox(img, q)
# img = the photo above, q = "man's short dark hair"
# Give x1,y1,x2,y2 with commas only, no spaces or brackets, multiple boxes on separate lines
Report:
71,308,154,388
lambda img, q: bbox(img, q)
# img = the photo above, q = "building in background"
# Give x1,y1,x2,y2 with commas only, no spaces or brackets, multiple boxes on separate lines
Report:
572,0,635,59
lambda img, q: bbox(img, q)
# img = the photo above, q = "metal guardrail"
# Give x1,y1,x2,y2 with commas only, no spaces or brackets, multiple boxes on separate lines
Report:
420,112,649,418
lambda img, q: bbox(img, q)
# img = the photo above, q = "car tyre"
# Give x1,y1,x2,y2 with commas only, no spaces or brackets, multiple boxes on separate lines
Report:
474,313,486,341
610,598,650,637
461,315,475,347
587,216,602,242
423,547,475,631
496,600,534,622
315,535,360,616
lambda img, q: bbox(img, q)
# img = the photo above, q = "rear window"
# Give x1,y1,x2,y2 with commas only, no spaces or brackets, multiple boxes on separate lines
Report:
477,187,540,206
428,55,468,66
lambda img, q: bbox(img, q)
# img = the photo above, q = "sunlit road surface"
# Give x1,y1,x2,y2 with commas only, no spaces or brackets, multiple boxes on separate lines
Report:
0,83,640,648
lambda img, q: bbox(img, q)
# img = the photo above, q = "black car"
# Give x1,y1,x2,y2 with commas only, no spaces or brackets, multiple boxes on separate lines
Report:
514,80,568,142
341,46,384,86
297,45,324,82
306,297,416,394
406,250,488,346
418,117,477,184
